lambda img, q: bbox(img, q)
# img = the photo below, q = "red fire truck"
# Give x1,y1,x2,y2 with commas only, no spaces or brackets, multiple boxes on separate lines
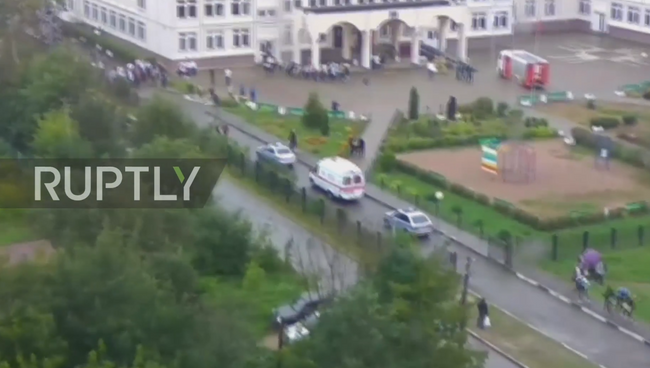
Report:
497,50,549,89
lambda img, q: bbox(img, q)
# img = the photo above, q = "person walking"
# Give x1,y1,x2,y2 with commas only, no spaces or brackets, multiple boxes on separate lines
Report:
288,129,297,152
477,298,489,329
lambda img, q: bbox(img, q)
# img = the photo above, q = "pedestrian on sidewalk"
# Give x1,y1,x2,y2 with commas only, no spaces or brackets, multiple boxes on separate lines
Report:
426,60,437,80
477,298,489,329
288,130,297,152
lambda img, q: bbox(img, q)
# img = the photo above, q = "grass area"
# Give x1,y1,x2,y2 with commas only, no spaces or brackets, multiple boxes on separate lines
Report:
536,101,650,130
227,170,600,368
468,298,598,368
200,272,305,337
223,105,366,157
541,246,650,323
0,210,37,246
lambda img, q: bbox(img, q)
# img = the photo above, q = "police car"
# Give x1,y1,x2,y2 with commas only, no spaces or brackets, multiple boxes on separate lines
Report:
256,142,296,168
383,208,434,237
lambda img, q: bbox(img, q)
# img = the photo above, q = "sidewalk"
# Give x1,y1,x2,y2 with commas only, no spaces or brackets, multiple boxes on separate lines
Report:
149,90,650,368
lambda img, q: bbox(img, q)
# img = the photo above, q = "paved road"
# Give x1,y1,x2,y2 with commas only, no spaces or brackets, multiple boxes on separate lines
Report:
155,92,650,368
215,178,518,368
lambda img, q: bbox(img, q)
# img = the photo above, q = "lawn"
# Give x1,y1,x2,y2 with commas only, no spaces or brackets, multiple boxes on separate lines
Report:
230,167,600,368
224,104,366,157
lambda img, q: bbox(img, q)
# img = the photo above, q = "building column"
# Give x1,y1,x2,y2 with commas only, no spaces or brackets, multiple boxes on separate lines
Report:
311,39,321,68
457,23,467,62
391,23,401,60
341,25,351,60
361,29,371,69
410,27,420,64
292,27,300,63
438,17,448,53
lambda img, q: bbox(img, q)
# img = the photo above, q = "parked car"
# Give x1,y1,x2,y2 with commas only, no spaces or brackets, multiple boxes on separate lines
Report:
272,292,328,328
256,142,296,168
383,208,434,237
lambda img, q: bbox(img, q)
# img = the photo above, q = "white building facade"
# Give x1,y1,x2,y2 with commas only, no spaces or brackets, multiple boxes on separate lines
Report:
61,0,650,68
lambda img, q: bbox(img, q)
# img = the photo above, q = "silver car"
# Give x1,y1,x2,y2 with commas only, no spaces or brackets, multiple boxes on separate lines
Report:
256,142,296,168
383,208,434,237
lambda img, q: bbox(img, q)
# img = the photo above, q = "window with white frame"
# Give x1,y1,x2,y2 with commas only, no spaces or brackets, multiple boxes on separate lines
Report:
205,0,224,16
128,18,136,36
109,10,116,27
645,9,650,25
524,0,536,17
628,6,640,23
283,25,292,44
118,14,126,32
257,8,277,16
91,3,98,20
284,0,291,11
66,0,74,10
137,0,146,9
579,0,590,15
309,0,316,6
611,3,623,20
319,0,327,6
100,7,107,23
83,1,90,17
544,0,555,16
231,0,251,15
206,31,225,49
294,0,302,8
177,0,197,18
137,21,146,40
232,28,250,47
178,32,197,51
471,12,487,30
493,11,508,28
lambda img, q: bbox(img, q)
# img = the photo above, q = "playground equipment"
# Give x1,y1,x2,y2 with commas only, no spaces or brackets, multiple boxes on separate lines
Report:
481,139,537,183
594,134,613,170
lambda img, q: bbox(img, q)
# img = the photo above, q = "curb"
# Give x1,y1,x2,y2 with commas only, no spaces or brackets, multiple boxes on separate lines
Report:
191,95,650,349
466,329,529,368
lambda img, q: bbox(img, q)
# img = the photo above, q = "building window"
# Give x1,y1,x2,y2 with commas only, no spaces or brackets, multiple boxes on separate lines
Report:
177,0,197,18
611,3,623,20
206,31,224,49
645,9,650,25
100,7,107,23
524,0,536,17
471,12,487,30
178,32,197,51
83,1,90,17
91,3,98,20
579,0,590,14
128,18,136,36
137,0,146,9
232,28,250,47
284,0,291,11
334,0,342,4
309,0,316,6
231,0,251,15
118,14,126,32
66,0,74,10
109,10,116,27
493,11,508,28
258,9,277,16
319,0,327,6
544,0,555,16
294,0,302,8
205,0,224,16
137,21,146,40
284,25,292,44
628,6,640,23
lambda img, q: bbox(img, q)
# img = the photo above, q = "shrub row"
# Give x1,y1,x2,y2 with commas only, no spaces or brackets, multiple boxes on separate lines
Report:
571,127,650,169
589,115,638,130
392,159,649,232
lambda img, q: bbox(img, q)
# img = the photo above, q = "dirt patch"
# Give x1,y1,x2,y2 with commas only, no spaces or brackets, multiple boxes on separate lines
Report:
0,240,54,265
398,140,650,217
259,333,280,350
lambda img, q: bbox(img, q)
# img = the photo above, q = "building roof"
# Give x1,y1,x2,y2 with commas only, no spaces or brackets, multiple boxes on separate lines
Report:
318,157,362,173
511,50,548,64
302,1,452,14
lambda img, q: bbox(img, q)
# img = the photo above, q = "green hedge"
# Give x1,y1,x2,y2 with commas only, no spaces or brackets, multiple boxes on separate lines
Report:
571,127,648,168
589,116,620,129
392,160,649,231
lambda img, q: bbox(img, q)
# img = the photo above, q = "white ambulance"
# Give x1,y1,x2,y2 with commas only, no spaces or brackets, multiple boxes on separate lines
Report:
309,157,365,201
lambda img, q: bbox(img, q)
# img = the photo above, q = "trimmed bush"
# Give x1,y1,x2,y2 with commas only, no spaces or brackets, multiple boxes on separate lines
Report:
377,152,397,172
589,116,620,129
408,87,420,120
496,102,509,117
622,115,638,126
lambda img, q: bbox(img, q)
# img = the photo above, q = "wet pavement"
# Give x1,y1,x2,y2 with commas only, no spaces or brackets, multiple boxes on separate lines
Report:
215,178,517,368
154,91,650,368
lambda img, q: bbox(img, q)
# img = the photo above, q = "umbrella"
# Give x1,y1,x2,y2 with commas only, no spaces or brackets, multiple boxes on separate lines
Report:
581,249,602,269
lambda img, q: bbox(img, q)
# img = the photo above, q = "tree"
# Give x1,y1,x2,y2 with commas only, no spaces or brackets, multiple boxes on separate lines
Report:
31,108,93,158
302,93,329,135
408,87,419,120
131,98,196,147
70,93,127,158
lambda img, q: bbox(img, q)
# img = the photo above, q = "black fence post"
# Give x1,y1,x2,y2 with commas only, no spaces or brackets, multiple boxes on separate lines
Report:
638,225,644,246
356,221,362,243
376,231,382,250
301,188,307,213
551,234,558,261
449,251,458,269
610,228,617,249
582,231,589,251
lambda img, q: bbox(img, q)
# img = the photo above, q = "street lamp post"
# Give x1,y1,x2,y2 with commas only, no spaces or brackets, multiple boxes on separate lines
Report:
434,191,444,233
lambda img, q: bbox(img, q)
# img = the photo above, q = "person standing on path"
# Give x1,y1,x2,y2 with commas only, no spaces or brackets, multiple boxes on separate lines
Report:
224,68,233,93
477,298,489,329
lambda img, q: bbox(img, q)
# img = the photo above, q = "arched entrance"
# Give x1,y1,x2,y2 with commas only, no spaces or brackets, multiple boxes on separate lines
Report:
375,18,414,61
326,22,362,62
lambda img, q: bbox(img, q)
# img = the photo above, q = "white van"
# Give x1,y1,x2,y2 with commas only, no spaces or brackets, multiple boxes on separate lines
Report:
309,157,365,201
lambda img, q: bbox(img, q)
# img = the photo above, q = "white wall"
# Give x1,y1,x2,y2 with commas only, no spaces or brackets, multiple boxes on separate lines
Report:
608,0,650,33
